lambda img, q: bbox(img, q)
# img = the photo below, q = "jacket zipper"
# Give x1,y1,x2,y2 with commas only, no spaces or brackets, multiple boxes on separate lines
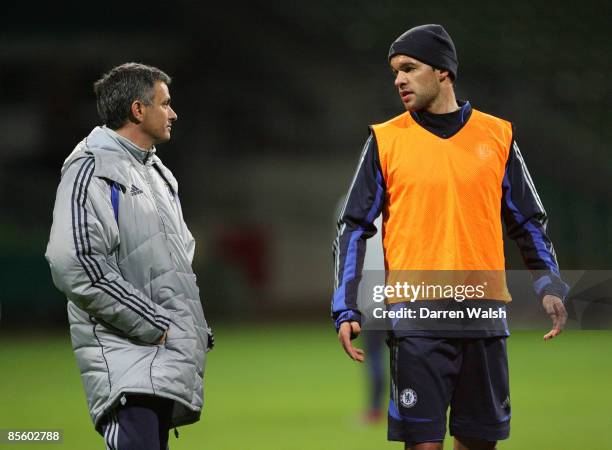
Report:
136,161,178,269
139,165,169,237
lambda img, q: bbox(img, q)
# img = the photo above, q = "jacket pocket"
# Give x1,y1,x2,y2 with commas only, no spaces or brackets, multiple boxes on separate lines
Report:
94,322,160,392
152,310,198,399
162,306,198,360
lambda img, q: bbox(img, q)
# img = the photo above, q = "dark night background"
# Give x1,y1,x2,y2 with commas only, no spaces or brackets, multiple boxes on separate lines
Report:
0,1,610,328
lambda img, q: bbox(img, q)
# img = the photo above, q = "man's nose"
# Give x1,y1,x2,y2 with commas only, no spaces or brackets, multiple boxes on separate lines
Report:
394,72,405,88
169,106,178,121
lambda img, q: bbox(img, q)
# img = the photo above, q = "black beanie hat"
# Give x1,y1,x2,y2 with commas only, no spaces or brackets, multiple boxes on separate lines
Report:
388,24,458,80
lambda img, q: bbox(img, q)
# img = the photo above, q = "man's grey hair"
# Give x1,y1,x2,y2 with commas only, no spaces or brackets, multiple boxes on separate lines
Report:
93,62,171,130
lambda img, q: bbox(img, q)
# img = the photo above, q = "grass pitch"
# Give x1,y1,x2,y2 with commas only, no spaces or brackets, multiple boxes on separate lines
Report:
1,325,610,449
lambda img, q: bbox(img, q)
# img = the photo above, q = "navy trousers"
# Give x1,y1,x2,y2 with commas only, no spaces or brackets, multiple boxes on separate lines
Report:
100,395,174,450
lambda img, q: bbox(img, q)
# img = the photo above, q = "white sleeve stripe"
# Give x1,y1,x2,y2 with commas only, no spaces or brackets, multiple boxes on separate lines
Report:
512,141,546,213
334,135,374,289
339,134,374,219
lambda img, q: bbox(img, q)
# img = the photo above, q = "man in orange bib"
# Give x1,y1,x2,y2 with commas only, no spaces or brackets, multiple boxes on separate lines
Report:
332,24,569,450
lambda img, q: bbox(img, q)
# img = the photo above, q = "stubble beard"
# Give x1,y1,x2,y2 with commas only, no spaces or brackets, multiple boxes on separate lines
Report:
405,80,441,113
412,91,438,112
149,127,172,146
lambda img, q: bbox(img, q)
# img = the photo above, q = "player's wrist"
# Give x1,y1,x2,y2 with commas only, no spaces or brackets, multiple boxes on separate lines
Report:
534,272,569,303
334,310,362,333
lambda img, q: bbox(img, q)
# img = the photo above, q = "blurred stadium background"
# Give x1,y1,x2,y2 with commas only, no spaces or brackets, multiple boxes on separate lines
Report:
0,1,610,449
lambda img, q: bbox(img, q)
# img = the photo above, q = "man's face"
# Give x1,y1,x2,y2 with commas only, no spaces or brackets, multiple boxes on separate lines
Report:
140,81,177,145
390,54,441,112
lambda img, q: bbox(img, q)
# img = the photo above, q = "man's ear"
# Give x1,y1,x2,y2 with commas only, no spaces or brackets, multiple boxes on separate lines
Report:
437,69,451,83
130,100,146,123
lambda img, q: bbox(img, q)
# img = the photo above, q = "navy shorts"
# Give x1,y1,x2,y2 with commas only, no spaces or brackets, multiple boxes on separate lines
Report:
387,336,510,446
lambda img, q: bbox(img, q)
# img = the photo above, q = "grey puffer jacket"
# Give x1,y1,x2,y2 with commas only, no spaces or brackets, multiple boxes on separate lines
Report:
45,126,210,430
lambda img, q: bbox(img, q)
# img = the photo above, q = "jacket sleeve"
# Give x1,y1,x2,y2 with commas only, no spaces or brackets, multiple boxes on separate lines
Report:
332,133,386,331
45,157,172,343
501,139,569,301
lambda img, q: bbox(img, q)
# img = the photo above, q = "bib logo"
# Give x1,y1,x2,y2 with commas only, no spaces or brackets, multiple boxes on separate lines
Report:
400,388,417,408
476,143,492,160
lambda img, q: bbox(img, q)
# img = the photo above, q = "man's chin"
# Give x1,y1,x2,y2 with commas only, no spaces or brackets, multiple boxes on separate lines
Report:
402,100,418,112
155,134,172,144
404,101,426,113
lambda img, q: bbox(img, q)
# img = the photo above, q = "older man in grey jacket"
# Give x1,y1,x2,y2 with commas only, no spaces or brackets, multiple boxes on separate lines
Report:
46,63,212,450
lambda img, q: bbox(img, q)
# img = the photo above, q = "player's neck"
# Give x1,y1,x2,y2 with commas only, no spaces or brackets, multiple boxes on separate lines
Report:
423,86,459,115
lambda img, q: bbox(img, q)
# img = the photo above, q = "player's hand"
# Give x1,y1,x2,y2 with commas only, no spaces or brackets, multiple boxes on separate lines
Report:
542,295,567,341
338,321,365,362
157,330,168,345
